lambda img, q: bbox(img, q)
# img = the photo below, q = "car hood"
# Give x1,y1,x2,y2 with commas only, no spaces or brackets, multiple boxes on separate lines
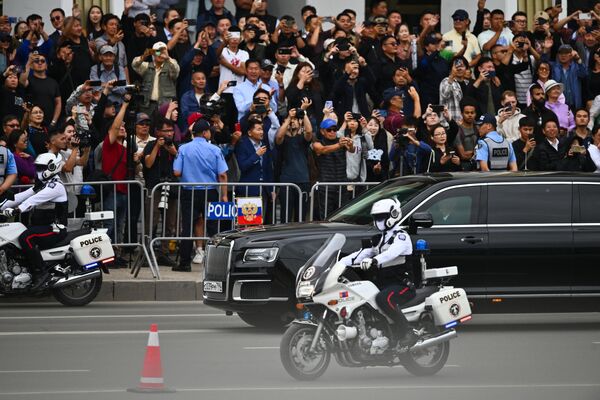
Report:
212,222,371,248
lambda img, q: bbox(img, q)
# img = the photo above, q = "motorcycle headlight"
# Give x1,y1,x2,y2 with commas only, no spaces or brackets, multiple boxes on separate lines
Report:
297,281,315,298
243,248,279,263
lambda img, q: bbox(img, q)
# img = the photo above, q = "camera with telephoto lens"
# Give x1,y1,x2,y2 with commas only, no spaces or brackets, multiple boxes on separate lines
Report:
75,129,92,148
157,180,171,210
199,95,225,118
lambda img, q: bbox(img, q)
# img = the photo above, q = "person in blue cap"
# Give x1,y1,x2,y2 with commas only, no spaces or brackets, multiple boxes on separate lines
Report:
475,113,517,171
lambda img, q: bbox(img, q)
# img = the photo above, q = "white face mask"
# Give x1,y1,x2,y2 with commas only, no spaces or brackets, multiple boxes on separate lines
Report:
375,220,387,231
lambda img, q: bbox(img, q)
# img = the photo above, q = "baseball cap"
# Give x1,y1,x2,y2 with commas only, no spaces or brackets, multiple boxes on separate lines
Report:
475,113,496,126
187,112,203,127
319,118,337,130
99,44,116,55
136,112,151,124
260,59,275,70
451,9,469,21
558,44,573,53
152,41,167,51
191,118,211,134
382,87,403,102
534,11,550,23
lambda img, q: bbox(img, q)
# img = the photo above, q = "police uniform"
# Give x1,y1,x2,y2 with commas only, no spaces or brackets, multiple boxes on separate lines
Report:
475,130,517,170
1,176,68,272
341,225,416,335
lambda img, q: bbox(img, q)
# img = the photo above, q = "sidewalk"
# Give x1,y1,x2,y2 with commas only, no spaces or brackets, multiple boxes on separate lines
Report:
98,257,204,302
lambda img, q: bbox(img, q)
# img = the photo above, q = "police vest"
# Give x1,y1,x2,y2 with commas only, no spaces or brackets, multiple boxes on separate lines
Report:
483,135,510,170
0,146,8,184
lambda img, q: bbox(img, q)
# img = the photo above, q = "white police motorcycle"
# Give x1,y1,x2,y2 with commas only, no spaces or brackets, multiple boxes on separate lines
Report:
280,213,472,380
0,186,115,306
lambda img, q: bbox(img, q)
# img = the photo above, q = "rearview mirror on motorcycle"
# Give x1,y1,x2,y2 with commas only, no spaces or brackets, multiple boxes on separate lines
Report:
407,212,434,234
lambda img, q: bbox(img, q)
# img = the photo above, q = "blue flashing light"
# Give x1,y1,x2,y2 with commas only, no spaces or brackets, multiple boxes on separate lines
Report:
445,321,458,329
415,239,429,251
303,311,312,320
84,262,99,270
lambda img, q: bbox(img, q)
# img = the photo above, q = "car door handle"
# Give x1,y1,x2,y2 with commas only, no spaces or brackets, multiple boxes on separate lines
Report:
461,236,483,244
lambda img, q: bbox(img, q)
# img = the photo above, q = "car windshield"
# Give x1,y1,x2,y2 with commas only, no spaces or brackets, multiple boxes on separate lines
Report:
328,178,433,225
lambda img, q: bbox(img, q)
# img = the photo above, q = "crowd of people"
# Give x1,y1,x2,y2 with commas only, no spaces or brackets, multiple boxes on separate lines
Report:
0,0,600,271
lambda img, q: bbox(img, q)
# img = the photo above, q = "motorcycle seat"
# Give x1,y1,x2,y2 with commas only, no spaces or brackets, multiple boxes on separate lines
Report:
51,228,92,248
401,286,439,309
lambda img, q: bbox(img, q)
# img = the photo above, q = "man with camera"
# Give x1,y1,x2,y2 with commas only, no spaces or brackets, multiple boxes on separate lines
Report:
272,15,305,49
312,118,354,219
57,120,91,216
275,107,312,222
143,118,178,267
511,116,537,170
132,42,180,116
89,45,128,104
233,59,277,117
173,119,228,271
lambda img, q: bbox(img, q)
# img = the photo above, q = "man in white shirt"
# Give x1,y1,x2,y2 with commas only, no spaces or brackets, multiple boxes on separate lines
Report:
442,9,481,66
478,9,514,56
218,26,249,129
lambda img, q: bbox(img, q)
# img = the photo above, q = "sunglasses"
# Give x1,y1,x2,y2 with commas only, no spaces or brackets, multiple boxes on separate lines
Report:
51,16,62,21
325,128,337,132
33,59,46,64
138,121,151,126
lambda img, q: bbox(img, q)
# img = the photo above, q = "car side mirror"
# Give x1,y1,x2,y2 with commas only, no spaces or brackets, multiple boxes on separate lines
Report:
407,212,434,234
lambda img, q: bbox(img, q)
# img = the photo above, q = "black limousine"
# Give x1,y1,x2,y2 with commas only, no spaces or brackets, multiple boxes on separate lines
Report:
203,172,600,327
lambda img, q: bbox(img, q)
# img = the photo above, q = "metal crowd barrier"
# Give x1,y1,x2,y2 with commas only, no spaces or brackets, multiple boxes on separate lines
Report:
147,182,303,276
308,182,380,221
12,180,156,278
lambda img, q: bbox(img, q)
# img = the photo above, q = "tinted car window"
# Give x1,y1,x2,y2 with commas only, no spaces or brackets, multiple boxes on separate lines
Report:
414,186,481,226
579,184,600,223
488,184,572,224
328,179,433,225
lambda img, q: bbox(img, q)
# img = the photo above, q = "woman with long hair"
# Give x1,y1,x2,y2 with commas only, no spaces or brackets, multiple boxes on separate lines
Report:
337,112,373,183
6,129,35,185
426,124,462,172
0,33,15,73
13,21,28,41
59,16,93,87
286,62,323,121
586,48,600,104
21,105,47,157
527,61,565,105
86,5,104,40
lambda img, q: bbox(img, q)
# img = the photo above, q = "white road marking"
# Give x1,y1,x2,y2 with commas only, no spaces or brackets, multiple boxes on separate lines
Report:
0,314,224,320
0,370,89,374
369,364,460,368
0,329,221,336
593,342,600,344
244,346,279,350
1,383,599,396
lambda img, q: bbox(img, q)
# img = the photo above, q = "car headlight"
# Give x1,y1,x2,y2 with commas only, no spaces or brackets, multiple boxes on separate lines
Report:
243,248,279,263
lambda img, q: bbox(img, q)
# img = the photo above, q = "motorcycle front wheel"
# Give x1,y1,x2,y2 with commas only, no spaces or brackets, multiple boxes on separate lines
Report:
52,274,103,307
401,323,450,376
280,323,330,381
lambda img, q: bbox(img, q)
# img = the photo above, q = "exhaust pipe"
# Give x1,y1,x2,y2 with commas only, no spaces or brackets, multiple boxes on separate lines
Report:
410,329,457,352
52,270,101,289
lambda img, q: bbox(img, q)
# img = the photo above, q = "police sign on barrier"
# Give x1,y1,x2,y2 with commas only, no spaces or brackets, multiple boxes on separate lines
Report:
207,202,237,220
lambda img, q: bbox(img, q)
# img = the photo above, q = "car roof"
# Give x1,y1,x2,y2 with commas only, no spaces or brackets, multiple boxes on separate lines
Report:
388,172,600,186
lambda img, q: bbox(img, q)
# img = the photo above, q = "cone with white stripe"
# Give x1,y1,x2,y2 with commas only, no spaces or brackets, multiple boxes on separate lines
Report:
128,324,175,393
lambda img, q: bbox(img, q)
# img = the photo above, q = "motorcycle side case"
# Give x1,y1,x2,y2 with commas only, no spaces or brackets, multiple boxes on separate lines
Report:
70,233,114,266
425,287,471,326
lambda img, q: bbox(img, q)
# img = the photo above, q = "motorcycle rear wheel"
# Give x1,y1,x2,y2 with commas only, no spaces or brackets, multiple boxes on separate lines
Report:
401,324,450,376
52,274,102,307
280,324,330,381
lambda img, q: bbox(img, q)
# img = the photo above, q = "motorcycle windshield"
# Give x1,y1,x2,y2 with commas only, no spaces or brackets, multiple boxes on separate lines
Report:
296,233,346,296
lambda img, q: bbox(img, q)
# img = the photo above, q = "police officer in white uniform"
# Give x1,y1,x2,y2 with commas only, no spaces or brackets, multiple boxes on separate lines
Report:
341,198,418,348
1,153,68,274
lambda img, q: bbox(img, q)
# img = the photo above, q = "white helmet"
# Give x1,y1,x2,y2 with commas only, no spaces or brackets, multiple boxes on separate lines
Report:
34,153,63,181
370,198,402,232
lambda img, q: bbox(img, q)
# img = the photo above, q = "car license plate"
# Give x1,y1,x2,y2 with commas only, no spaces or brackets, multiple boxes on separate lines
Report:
203,281,223,293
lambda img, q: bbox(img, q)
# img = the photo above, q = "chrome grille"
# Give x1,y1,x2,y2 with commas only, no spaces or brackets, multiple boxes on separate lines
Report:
204,242,233,300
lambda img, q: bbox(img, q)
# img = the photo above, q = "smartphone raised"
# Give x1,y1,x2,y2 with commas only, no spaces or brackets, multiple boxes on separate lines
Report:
114,80,127,86
87,80,102,87
234,122,241,132
324,100,333,109
227,81,237,87
431,105,445,114
579,13,591,20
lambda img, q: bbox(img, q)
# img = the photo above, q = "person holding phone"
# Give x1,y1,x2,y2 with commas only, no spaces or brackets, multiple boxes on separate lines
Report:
477,9,514,55
218,26,248,128
496,91,525,143
467,57,504,115
442,9,481,65
439,56,471,122
426,124,461,172
197,0,236,30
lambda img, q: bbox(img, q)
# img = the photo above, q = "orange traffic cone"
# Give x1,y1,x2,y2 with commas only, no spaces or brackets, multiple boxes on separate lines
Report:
128,324,175,393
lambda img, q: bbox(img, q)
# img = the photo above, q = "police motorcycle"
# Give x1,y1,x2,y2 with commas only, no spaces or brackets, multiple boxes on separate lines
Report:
0,155,115,306
280,212,472,380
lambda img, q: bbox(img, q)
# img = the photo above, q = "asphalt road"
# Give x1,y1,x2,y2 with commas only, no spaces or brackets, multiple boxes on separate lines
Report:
0,302,599,400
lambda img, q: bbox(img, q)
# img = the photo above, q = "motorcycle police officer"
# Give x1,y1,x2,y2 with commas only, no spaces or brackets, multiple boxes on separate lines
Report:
0,152,68,276
475,113,518,171
340,198,418,348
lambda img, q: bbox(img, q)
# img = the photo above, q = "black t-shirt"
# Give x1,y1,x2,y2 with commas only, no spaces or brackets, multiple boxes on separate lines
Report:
0,86,26,121
26,75,60,125
142,140,176,190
